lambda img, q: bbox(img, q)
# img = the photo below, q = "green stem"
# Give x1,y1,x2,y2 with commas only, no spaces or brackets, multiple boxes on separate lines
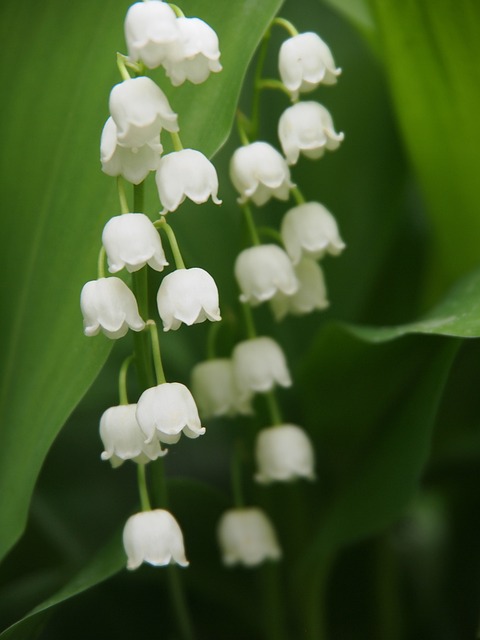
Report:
157,218,186,269
133,182,144,213
206,322,221,360
147,320,167,384
97,245,106,279
291,186,306,205
231,440,245,507
258,226,283,245
170,131,184,152
265,391,283,426
261,563,289,640
116,52,131,81
168,3,185,17
272,17,299,37
241,302,257,340
167,566,195,640
132,268,155,390
242,204,261,246
117,176,130,214
137,464,152,511
118,355,134,405
236,110,251,146
257,78,293,100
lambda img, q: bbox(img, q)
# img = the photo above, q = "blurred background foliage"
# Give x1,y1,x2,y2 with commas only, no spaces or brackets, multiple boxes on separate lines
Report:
1,0,480,638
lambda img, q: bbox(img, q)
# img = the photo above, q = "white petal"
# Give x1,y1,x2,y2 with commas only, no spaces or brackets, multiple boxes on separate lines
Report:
232,337,292,395
255,424,316,483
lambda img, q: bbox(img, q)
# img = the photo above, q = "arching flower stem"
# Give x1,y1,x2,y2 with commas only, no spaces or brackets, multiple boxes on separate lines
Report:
137,464,152,511
97,245,106,279
242,204,261,246
291,185,306,205
170,131,184,152
147,319,167,384
265,390,283,426
236,109,251,146
118,354,134,405
167,3,185,18
241,301,257,340
156,217,187,269
258,226,284,245
117,176,130,214
257,78,294,100
231,439,245,508
272,16,299,38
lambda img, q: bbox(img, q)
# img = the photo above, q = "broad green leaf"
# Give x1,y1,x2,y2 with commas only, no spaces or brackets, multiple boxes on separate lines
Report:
0,0,283,561
322,0,376,46
344,264,480,342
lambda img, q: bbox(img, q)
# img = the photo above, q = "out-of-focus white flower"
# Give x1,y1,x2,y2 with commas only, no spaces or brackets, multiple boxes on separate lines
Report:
157,267,221,331
281,201,345,264
191,359,253,419
100,404,166,467
136,382,205,444
109,77,178,148
255,424,316,483
232,337,292,399
80,277,145,339
235,244,298,306
124,1,180,69
217,508,282,567
100,117,162,185
229,142,294,206
163,17,222,86
270,257,329,321
123,509,189,570
155,149,221,213
279,32,341,99
278,101,344,165
102,213,168,273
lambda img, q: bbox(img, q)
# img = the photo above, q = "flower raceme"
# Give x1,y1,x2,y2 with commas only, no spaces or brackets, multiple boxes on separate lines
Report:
123,509,189,570
254,424,316,484
80,277,145,339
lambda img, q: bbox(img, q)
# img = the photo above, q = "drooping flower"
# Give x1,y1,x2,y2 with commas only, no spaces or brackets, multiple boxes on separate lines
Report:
281,201,345,264
229,142,294,206
136,382,205,444
124,0,180,69
279,32,341,99
235,244,298,306
123,509,189,570
163,17,222,86
102,213,168,273
80,277,145,339
109,77,178,148
100,404,166,468
191,359,253,419
232,337,292,398
270,257,329,321
254,424,316,483
100,117,163,184
278,101,344,165
155,149,221,213
217,508,282,567
157,267,221,331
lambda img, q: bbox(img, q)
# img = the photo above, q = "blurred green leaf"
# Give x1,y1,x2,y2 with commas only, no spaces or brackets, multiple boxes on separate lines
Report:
345,264,480,342
0,0,283,561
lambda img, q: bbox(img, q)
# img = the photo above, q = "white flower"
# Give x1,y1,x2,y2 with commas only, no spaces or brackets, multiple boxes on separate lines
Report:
157,267,221,331
255,424,316,483
100,404,166,468
80,277,145,339
281,201,346,264
123,509,189,570
124,1,180,69
155,149,221,213
100,117,162,185
102,213,168,274
163,17,222,86
279,32,341,99
191,359,253,419
278,101,344,165
217,508,282,567
136,382,205,444
109,77,178,148
235,244,298,306
229,142,294,206
232,337,292,399
270,257,329,321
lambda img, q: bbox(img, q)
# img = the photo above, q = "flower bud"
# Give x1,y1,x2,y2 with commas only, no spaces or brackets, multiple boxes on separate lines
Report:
255,424,316,483
191,359,253,419
232,337,292,397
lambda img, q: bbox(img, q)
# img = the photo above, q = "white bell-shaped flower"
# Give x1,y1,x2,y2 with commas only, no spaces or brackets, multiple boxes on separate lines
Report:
157,267,221,331
125,1,180,69
235,244,298,306
102,213,168,274
136,381,205,444
278,101,344,165
270,257,329,321
100,117,162,185
123,509,189,570
217,508,282,567
191,359,253,419
80,277,145,339
155,149,221,213
279,32,341,99
232,337,292,399
100,404,166,468
255,424,316,483
229,142,294,206
281,201,346,264
109,77,178,148
163,17,222,86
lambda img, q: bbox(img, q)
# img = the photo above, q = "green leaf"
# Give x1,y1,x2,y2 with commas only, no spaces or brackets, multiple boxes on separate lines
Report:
0,0,283,561
344,264,480,342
